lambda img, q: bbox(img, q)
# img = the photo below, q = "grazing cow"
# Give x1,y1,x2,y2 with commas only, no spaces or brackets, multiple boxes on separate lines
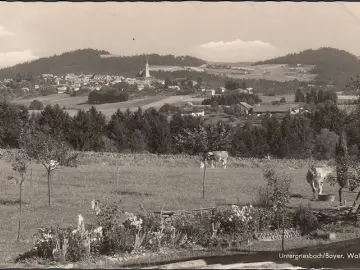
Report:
306,165,334,200
91,199,101,215
200,151,229,169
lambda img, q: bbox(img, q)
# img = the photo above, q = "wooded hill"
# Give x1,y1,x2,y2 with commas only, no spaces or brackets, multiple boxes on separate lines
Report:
254,47,360,88
0,49,207,79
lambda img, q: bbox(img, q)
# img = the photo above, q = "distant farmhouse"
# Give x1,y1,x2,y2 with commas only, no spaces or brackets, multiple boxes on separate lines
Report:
239,102,253,114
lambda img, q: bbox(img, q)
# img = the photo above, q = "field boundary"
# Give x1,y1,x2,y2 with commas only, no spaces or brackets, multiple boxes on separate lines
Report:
0,149,330,169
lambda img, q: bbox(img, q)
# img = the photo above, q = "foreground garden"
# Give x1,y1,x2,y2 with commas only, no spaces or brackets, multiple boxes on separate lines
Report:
9,161,360,268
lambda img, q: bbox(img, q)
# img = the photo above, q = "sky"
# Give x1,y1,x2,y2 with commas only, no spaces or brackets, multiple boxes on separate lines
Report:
1,2,360,67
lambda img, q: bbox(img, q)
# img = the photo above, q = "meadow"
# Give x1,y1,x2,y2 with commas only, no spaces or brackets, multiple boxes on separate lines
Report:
205,64,317,82
0,152,357,264
13,94,205,118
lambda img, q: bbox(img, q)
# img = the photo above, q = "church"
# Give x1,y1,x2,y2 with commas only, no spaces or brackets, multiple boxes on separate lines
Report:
136,57,152,81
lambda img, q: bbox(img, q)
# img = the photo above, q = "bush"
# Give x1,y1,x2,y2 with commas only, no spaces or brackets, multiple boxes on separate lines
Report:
209,205,255,248
28,99,44,110
254,187,273,208
258,168,292,209
292,205,319,235
88,87,129,104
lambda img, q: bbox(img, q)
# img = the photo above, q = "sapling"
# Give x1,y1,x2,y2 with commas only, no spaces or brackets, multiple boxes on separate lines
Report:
8,151,29,241
20,130,78,207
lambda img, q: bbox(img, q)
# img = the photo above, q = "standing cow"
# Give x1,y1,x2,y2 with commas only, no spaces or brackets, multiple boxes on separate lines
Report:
200,151,229,169
306,165,334,200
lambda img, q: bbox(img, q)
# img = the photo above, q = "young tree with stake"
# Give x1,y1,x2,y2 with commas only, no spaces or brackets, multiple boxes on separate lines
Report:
335,132,349,206
20,130,78,207
8,150,29,241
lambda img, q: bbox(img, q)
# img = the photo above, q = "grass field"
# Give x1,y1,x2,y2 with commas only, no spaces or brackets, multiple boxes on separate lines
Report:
205,64,317,82
13,94,205,118
0,153,357,263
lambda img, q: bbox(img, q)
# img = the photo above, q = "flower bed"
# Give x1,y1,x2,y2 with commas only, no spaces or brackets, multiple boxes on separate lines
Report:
15,203,314,264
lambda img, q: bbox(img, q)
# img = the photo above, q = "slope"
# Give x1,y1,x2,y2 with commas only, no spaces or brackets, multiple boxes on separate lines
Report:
254,47,360,87
0,49,206,79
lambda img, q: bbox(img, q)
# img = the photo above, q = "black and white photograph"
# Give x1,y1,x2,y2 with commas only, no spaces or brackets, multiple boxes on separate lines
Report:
1,1,360,268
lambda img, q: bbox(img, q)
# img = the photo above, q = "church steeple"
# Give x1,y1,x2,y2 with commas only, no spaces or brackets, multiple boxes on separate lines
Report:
145,56,150,78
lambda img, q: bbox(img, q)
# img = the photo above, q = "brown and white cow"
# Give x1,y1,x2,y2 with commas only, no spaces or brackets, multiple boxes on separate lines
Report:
306,165,334,200
200,151,229,169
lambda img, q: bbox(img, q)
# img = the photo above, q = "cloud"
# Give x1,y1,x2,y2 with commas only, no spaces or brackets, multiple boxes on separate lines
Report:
0,49,39,68
0,25,14,38
192,39,284,62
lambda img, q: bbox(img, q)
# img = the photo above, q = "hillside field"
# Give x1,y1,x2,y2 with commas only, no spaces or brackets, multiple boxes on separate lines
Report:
12,94,205,118
205,64,317,82
0,153,357,264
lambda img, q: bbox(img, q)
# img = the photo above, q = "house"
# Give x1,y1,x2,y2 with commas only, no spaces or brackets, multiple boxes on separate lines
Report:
246,88,254,94
181,111,205,117
57,86,67,94
239,102,253,115
168,85,180,91
191,111,205,117
236,88,253,94
204,89,215,96
253,104,300,114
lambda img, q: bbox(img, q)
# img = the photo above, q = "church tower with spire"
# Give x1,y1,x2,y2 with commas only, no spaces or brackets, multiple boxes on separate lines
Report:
136,56,152,80
145,56,150,78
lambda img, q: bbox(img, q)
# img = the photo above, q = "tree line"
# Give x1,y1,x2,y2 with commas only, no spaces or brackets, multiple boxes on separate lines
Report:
202,92,262,106
295,88,337,104
1,96,360,160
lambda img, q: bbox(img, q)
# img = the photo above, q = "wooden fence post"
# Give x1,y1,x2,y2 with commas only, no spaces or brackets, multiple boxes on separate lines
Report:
202,158,206,199
30,160,33,188
281,212,285,252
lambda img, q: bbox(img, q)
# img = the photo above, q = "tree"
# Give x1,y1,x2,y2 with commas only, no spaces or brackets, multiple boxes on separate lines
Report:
143,108,171,154
8,150,29,241
240,81,247,89
174,125,208,154
313,129,339,160
164,78,171,89
335,132,349,205
310,88,318,105
205,121,233,151
317,88,325,104
20,130,78,207
37,104,72,140
0,102,28,148
295,88,305,103
28,99,44,110
225,80,240,90
312,100,346,134
262,115,283,158
68,107,106,151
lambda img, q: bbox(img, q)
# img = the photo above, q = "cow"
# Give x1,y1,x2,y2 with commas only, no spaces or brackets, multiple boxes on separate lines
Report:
91,199,101,215
306,165,334,200
200,151,229,169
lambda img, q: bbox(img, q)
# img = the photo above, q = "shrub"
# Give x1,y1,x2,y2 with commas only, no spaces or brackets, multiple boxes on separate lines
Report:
88,87,129,104
28,99,44,110
209,205,255,248
254,187,273,208
252,207,276,231
172,212,212,247
292,205,319,235
256,168,292,209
